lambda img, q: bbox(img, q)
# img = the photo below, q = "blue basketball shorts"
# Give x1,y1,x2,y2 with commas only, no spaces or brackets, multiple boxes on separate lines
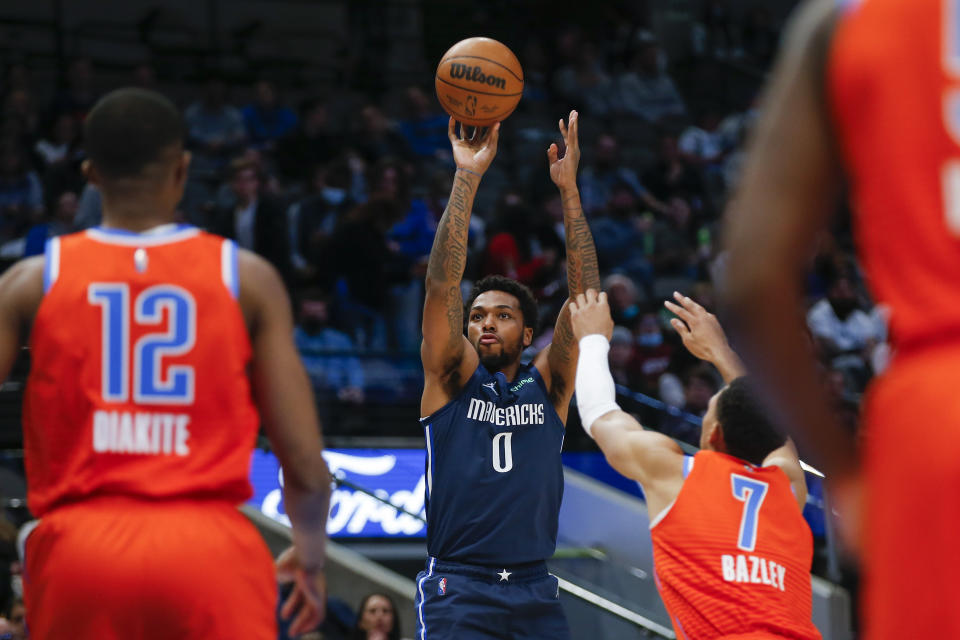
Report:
414,557,571,640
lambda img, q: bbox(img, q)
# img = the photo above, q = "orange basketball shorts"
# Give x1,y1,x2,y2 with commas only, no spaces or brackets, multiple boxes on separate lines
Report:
861,345,960,639
22,496,277,640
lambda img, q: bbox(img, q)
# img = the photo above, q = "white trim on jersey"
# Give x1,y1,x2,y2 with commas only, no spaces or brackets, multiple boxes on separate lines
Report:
86,224,200,247
648,495,678,530
424,424,434,498
43,236,60,293
220,239,239,299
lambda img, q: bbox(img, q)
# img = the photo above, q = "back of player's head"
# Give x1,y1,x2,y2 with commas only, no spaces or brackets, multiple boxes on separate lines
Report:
84,88,185,180
466,275,538,332
715,376,786,466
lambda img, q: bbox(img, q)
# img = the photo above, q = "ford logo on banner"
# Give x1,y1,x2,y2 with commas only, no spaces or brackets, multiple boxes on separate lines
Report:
248,448,427,538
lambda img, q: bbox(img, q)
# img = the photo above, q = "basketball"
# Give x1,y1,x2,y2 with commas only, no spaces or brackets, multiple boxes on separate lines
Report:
435,37,523,127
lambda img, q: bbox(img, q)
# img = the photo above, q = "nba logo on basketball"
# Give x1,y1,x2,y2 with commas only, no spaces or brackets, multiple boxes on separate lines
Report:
438,578,447,596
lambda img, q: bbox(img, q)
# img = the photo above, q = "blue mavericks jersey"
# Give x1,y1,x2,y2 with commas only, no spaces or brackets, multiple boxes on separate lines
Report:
421,363,565,565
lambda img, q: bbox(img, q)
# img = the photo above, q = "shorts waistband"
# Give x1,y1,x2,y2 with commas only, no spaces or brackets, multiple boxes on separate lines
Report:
424,556,549,583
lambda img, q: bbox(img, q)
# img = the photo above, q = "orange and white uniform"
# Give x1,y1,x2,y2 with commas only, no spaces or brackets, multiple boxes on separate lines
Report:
650,451,820,639
829,0,960,636
21,225,275,639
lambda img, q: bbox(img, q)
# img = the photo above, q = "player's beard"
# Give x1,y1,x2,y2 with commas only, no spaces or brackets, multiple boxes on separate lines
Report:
477,339,522,372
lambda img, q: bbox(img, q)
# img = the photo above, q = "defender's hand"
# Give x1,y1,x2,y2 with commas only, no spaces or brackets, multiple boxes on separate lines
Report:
449,118,500,176
664,291,730,363
569,289,613,341
548,110,581,191
277,545,326,636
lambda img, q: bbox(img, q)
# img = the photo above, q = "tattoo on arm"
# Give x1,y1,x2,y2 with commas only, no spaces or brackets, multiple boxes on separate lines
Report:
563,197,602,295
424,171,479,375
426,173,475,286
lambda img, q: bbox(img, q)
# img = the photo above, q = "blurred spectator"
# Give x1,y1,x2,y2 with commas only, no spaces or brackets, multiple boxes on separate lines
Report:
184,76,247,180
396,87,450,163
678,108,727,169
692,0,736,59
483,189,561,290
519,40,552,110
33,113,84,199
580,133,666,215
210,158,291,282
373,160,434,350
288,160,358,282
34,113,81,173
275,97,343,185
242,80,298,151
23,189,78,256
553,42,615,117
642,133,707,202
603,274,641,325
353,105,413,165
2,90,40,149
590,183,654,296
0,141,43,243
350,593,402,640
630,311,674,396
615,38,686,123
659,364,719,445
49,57,98,121
295,291,365,404
651,197,697,277
330,198,408,349
807,273,885,389
0,598,24,640
609,326,635,386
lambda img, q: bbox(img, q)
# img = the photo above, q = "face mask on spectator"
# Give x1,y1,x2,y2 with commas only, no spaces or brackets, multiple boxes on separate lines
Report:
638,332,663,348
322,186,347,205
10,574,21,598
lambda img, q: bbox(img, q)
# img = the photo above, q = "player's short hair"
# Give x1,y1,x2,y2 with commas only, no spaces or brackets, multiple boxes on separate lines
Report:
84,88,185,179
466,275,538,332
716,376,787,466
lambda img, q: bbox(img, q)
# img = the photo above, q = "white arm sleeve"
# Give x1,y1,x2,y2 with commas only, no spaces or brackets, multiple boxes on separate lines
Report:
575,334,622,438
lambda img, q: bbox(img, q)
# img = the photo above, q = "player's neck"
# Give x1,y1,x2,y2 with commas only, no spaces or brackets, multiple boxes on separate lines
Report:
100,197,177,233
101,204,176,233
492,360,522,382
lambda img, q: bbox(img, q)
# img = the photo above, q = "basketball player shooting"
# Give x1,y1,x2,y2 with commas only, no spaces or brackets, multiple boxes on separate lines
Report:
0,88,329,639
414,110,598,639
570,289,821,639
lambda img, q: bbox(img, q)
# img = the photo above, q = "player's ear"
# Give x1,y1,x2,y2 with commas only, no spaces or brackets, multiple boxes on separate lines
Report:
174,151,191,186
522,326,533,348
708,422,725,452
81,159,98,186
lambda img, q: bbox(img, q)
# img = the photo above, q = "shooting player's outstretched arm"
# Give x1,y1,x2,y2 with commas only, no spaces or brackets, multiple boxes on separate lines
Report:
536,111,602,422
569,290,684,515
421,120,500,417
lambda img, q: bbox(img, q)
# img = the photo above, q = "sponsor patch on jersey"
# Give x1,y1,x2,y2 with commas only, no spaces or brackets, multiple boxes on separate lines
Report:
438,577,447,596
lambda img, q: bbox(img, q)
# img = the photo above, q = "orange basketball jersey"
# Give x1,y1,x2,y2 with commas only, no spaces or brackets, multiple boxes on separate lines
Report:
650,451,820,640
829,0,960,351
24,225,259,516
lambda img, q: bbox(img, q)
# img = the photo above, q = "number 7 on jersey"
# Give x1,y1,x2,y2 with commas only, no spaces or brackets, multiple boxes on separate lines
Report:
731,475,769,552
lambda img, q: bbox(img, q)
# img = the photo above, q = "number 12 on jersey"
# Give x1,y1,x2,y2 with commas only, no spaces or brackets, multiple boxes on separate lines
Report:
731,474,769,552
88,283,197,405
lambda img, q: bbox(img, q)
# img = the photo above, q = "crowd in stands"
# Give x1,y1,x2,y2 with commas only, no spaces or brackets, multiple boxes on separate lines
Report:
0,0,877,448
